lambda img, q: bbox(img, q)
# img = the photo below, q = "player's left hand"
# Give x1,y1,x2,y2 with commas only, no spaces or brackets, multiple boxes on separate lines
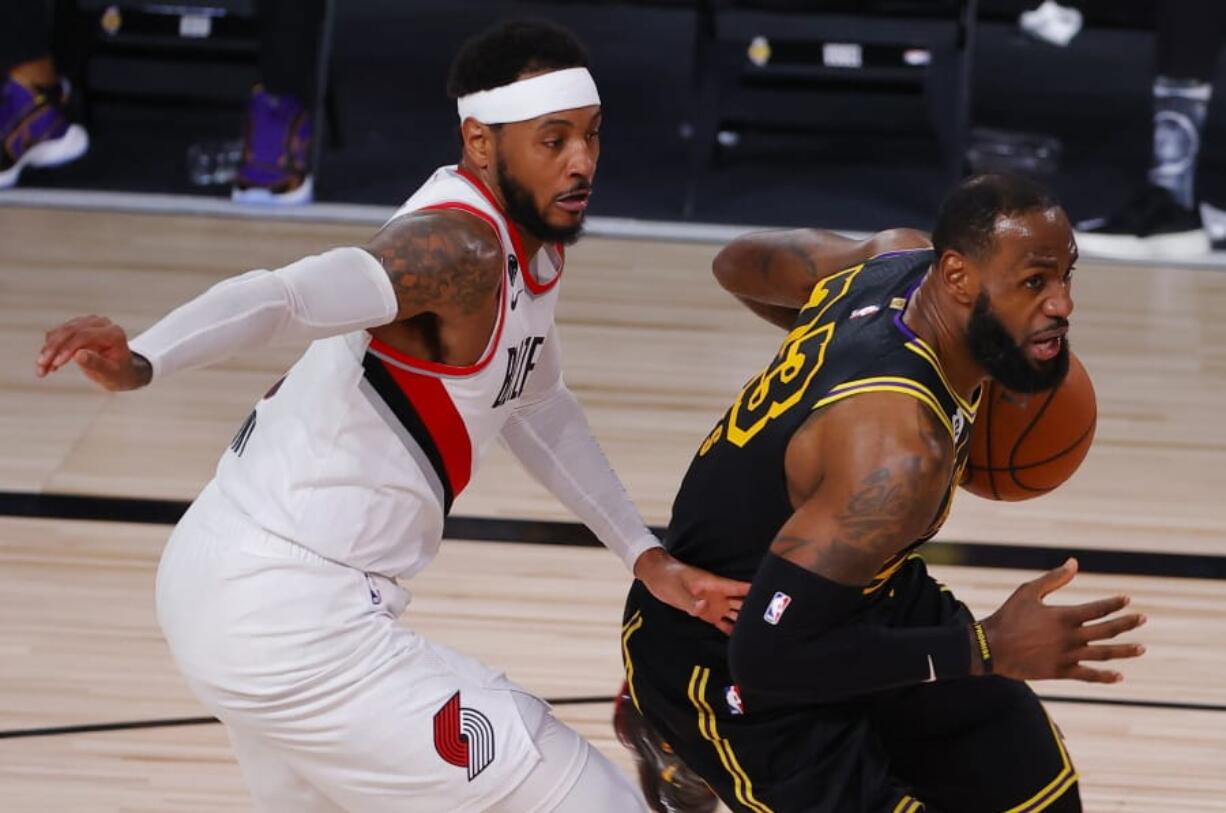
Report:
634,548,749,635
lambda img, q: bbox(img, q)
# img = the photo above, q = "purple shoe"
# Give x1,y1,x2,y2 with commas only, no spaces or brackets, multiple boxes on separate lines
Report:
0,78,89,189
232,85,314,205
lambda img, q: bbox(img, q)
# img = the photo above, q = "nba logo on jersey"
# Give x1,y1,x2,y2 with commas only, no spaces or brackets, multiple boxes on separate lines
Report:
725,684,745,715
764,591,792,625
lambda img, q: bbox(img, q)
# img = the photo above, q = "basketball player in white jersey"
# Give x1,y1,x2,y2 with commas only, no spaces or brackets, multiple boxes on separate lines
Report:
35,20,746,812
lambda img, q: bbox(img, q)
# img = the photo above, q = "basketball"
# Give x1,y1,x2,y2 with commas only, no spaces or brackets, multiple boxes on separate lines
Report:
961,351,1097,501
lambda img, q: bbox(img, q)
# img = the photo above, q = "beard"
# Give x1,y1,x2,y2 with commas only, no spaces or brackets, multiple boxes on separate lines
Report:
966,292,1070,393
495,156,585,246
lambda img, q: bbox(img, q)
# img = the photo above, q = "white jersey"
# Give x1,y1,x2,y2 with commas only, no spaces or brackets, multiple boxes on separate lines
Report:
212,165,566,580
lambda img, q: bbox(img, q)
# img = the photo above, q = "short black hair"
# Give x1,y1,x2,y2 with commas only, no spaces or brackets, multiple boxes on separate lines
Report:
447,19,591,99
931,174,1061,260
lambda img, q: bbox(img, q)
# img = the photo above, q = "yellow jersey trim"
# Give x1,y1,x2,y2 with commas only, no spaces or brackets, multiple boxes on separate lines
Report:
621,612,645,712
687,666,774,813
892,796,925,813
903,340,980,416
814,376,954,438
864,551,924,596
1000,714,1077,812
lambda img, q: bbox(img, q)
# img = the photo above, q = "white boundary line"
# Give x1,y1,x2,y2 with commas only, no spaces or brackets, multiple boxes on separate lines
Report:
3,186,1225,269
0,187,775,243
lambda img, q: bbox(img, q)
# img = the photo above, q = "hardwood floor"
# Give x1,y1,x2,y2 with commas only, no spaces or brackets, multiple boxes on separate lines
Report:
1,205,1222,811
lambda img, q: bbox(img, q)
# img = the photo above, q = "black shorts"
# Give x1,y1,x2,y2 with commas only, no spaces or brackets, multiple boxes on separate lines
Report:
622,557,1080,813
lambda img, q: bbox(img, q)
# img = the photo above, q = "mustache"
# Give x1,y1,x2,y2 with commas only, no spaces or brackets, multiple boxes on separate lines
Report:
1028,316,1069,338
557,181,593,198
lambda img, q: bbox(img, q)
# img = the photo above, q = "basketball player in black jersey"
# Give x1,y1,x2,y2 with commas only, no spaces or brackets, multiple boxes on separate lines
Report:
615,175,1147,813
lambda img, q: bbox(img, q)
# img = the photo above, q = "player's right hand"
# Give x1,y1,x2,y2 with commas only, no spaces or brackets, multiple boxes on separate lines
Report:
978,558,1147,683
36,315,152,391
634,548,749,635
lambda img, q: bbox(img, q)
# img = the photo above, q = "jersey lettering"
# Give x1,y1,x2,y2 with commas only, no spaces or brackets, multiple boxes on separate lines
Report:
493,335,546,407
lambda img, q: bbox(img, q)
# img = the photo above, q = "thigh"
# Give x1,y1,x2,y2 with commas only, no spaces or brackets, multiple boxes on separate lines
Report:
159,500,551,813
876,677,1080,813
624,585,917,813
252,616,551,813
223,721,347,813
495,705,647,813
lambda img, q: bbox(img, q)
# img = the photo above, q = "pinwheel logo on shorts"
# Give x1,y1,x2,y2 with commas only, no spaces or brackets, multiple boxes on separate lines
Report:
432,691,496,781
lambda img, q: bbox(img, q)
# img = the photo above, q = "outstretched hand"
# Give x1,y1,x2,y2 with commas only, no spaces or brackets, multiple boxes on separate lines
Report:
978,558,1147,683
634,548,749,635
36,315,151,391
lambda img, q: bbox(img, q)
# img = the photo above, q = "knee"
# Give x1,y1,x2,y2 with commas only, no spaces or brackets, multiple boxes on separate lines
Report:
550,742,647,813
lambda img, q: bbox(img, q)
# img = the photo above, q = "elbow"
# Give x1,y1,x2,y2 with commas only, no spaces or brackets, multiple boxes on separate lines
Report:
727,620,782,696
729,616,846,704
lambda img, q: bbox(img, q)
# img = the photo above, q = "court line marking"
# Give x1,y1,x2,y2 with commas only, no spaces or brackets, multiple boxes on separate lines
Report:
0,188,767,244
1,490,1222,580
3,187,1225,268
2,695,1223,741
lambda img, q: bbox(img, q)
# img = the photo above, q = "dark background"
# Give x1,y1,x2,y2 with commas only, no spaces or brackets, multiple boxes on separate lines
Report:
28,0,1226,232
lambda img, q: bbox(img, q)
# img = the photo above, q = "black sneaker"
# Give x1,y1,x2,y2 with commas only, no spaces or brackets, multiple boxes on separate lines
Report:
613,685,719,813
1075,184,1209,259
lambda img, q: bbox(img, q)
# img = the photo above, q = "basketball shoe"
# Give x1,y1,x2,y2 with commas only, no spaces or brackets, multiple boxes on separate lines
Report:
1074,184,1210,259
613,684,718,813
232,85,314,205
0,77,89,189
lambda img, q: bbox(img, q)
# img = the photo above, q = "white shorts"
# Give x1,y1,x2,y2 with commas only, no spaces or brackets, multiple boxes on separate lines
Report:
155,482,641,812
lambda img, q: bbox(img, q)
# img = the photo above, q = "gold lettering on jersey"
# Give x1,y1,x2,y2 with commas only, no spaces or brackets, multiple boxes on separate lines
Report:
725,266,861,447
698,422,723,456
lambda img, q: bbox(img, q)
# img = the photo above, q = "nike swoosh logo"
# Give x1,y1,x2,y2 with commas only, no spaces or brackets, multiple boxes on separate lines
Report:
924,654,937,683
510,288,523,310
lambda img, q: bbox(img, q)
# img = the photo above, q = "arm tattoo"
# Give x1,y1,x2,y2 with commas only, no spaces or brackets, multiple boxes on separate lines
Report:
830,463,923,568
752,233,819,285
786,462,928,581
774,533,881,579
366,212,502,317
774,402,954,584
778,233,820,281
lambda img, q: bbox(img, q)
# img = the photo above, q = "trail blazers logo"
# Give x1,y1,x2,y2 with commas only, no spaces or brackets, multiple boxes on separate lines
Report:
433,691,496,781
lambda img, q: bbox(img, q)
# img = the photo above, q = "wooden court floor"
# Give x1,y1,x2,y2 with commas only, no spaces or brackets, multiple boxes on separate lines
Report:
1,206,1224,811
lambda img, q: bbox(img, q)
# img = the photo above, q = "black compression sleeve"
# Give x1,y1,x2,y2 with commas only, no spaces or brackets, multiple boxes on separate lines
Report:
728,553,972,704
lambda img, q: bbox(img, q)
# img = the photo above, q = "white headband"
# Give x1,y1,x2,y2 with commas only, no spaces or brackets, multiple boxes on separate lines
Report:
456,67,600,124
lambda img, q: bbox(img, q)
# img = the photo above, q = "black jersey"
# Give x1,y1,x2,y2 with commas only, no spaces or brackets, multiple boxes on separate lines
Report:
666,248,980,591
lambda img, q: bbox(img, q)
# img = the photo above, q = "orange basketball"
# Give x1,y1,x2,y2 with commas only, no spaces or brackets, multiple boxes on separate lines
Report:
962,351,1097,501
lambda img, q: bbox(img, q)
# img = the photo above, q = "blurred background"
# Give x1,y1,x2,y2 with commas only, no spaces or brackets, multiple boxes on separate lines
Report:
4,0,1226,253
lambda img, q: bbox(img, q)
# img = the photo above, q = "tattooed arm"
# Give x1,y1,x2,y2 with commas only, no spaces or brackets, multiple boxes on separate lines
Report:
363,209,504,322
724,394,973,703
712,228,931,329
726,394,1146,703
34,210,503,389
774,394,954,585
